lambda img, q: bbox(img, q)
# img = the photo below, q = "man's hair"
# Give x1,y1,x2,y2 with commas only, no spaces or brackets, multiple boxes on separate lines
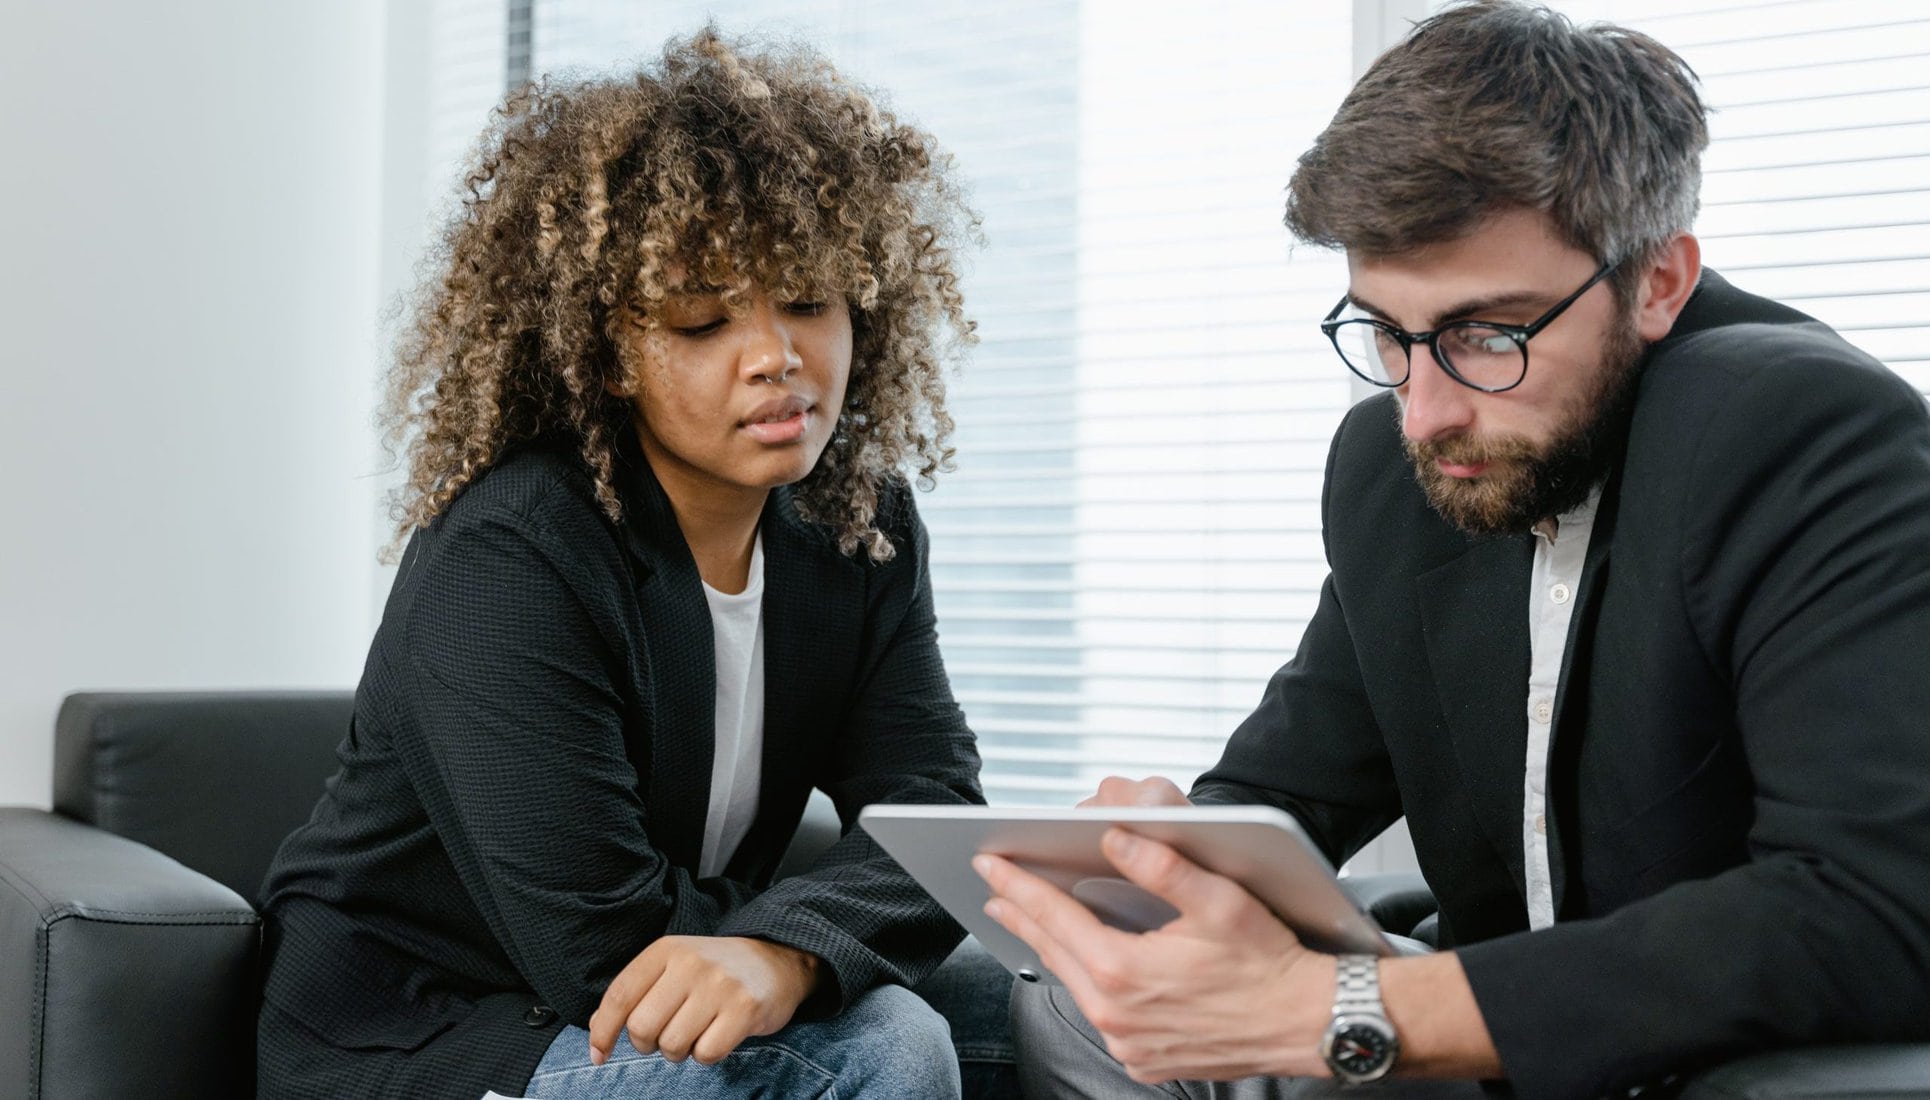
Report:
1285,0,1708,291
384,27,977,562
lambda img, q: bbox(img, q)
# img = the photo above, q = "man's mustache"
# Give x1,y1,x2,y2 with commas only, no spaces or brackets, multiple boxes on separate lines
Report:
1404,434,1540,468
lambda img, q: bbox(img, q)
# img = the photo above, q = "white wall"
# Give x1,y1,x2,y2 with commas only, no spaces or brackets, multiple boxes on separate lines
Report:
0,1,392,806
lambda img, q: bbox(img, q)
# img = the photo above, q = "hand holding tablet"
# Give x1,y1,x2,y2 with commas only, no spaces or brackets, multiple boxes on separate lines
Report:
859,804,1398,985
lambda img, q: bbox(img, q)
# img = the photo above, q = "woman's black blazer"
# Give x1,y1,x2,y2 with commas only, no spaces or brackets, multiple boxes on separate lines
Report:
256,434,984,1098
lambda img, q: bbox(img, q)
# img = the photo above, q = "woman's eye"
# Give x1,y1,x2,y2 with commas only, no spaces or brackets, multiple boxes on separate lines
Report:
785,301,827,316
672,318,727,337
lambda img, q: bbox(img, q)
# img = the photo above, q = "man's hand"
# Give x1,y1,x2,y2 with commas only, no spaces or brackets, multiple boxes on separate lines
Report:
977,828,1336,1083
1077,774,1190,808
588,936,822,1066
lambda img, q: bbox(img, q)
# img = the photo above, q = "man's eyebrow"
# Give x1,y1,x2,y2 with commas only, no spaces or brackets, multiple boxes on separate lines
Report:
1346,287,1557,330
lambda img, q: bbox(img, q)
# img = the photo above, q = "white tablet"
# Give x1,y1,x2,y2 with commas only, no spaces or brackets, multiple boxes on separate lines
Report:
859,803,1396,985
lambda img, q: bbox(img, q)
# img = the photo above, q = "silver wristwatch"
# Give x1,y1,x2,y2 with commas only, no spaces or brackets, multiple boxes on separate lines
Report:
1318,954,1400,1084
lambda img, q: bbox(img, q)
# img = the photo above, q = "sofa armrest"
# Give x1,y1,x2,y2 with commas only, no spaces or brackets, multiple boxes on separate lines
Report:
0,807,259,1100
1681,1046,1930,1099
1340,870,1438,940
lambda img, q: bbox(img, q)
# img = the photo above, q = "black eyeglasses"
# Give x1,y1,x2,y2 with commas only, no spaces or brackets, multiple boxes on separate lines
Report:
1319,260,1618,393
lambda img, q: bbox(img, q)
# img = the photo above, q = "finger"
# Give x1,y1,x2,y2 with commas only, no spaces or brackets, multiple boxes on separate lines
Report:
975,853,1122,952
1080,775,1151,808
1100,828,1254,927
691,1007,757,1065
1129,776,1188,806
975,854,1131,979
654,992,718,1063
981,886,1101,1003
588,950,668,1064
1077,776,1132,808
1079,775,1187,808
622,969,693,1057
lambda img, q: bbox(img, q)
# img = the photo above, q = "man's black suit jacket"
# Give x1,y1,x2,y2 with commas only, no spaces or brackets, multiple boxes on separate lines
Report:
1195,272,1930,1098
256,435,984,1098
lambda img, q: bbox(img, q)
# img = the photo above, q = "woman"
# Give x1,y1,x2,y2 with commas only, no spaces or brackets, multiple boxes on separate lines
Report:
257,29,987,1099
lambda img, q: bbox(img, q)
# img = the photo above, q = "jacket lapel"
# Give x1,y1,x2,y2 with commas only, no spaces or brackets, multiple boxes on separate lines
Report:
612,436,715,873
1546,473,1623,916
1416,534,1535,898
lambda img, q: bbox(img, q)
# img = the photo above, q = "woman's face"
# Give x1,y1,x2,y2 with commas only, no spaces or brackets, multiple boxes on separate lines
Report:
615,289,854,507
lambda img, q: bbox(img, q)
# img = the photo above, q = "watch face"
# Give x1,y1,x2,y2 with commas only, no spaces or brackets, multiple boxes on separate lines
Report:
1328,1018,1396,1079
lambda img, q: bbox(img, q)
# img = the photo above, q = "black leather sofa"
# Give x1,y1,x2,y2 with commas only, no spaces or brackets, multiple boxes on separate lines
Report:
0,691,1015,1099
2,692,1925,1098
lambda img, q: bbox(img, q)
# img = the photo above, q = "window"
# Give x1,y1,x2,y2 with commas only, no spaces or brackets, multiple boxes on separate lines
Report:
404,3,1925,873
1536,1,1930,392
518,1,1367,816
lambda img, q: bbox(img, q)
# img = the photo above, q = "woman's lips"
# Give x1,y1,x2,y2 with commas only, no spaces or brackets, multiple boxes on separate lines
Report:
743,408,810,444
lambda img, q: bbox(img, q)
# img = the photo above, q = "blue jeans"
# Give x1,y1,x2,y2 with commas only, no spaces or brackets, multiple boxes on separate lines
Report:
523,983,960,1099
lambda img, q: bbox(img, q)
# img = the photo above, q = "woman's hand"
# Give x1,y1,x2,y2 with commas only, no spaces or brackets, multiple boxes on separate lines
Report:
588,935,824,1066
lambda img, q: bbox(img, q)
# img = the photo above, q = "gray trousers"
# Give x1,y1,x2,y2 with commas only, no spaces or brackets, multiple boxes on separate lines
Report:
1012,980,1488,1099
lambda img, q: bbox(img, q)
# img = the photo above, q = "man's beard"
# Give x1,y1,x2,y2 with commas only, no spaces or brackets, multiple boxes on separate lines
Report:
1402,316,1646,535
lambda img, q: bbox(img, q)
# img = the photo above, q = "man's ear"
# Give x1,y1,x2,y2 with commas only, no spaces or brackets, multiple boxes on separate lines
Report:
1633,233,1702,342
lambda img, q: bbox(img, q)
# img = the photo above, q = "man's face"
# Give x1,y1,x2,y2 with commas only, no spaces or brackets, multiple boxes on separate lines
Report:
1344,208,1646,534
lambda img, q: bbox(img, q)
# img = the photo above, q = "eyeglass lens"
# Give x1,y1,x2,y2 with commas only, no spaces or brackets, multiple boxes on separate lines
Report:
1331,320,1526,390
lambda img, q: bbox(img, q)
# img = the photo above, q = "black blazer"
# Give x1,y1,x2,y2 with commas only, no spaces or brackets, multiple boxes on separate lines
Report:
256,434,984,1099
1195,272,1930,1098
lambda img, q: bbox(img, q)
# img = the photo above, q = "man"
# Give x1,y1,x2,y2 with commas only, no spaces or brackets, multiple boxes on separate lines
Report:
977,3,1930,1097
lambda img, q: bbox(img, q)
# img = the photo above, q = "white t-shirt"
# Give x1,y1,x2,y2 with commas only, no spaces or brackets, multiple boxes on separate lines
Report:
697,534,765,879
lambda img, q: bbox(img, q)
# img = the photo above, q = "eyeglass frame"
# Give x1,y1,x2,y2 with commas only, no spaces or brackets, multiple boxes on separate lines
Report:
1318,260,1619,394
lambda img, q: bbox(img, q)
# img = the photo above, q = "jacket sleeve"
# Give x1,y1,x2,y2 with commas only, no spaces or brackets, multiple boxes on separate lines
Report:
1458,344,1930,1098
390,504,755,1027
716,490,986,1014
1191,400,1404,867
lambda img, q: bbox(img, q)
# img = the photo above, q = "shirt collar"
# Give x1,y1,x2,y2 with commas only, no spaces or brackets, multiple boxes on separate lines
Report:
1533,483,1604,545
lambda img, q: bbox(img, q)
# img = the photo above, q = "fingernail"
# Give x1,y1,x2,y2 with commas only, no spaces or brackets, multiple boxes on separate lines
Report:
984,898,1004,921
1105,830,1140,859
589,1046,606,1067
972,855,994,877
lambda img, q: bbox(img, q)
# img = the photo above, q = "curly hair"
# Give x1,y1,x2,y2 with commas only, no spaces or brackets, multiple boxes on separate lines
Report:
384,27,977,562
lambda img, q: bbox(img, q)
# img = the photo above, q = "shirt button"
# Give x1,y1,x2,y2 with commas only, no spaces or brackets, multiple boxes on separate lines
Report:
1535,813,1547,835
1532,699,1552,723
524,1005,558,1027
1550,583,1571,604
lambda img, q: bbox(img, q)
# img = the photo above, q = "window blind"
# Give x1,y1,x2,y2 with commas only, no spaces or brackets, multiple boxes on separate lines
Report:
414,0,1921,851
1541,0,1930,391
425,0,513,218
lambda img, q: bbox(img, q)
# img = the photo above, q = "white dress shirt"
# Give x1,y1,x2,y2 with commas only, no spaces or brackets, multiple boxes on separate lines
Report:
1522,488,1600,929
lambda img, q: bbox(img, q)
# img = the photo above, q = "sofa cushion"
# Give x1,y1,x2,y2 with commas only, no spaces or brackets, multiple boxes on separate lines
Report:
53,691,350,901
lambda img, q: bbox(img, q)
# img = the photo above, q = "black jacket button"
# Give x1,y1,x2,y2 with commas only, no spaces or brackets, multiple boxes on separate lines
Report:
523,1005,558,1027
